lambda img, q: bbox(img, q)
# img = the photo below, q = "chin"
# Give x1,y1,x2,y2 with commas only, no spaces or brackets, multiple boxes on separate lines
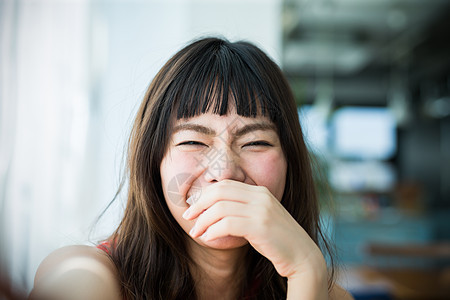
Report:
199,236,248,250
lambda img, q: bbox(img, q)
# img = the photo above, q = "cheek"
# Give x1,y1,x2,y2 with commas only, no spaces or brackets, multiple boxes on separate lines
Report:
161,151,202,186
160,151,199,234
246,152,287,200
161,150,200,177
161,150,204,207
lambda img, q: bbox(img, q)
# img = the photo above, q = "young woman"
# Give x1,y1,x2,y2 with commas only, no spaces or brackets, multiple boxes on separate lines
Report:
30,37,353,300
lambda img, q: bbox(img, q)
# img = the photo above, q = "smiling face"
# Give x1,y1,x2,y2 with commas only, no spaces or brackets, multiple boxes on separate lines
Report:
160,110,287,250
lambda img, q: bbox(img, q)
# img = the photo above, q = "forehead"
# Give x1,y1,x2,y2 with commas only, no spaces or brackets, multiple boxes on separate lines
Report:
172,112,274,132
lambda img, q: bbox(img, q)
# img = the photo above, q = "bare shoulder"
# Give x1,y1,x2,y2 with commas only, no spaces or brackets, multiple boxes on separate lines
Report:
330,283,354,300
30,245,122,300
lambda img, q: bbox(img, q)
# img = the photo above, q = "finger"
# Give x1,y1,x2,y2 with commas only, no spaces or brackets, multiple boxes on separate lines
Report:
183,180,256,220
200,216,254,241
189,201,251,237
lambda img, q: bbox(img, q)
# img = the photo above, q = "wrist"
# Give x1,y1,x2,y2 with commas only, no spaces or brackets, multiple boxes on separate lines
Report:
288,244,328,280
286,247,329,299
287,260,329,300
287,259,328,287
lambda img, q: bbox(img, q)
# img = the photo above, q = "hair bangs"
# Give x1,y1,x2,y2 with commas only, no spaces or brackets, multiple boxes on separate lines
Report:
172,41,277,121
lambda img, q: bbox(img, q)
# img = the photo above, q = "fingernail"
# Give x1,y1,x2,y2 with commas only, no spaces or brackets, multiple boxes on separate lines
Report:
186,195,194,206
189,225,197,236
182,207,191,219
186,192,200,206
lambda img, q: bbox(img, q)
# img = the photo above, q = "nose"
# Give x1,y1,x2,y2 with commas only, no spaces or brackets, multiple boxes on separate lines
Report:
202,145,245,183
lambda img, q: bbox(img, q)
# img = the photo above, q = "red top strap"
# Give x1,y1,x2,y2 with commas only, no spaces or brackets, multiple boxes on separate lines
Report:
97,241,112,254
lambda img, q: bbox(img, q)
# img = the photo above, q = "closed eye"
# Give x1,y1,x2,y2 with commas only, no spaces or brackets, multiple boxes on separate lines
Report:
243,141,273,147
176,141,207,147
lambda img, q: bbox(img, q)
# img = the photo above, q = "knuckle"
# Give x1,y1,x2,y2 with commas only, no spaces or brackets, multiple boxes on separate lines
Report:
258,185,270,194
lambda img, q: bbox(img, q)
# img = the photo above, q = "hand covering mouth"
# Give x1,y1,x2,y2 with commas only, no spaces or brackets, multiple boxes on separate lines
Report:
186,191,201,206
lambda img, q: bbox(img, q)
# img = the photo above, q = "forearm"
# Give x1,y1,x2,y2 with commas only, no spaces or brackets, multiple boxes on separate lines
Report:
287,270,329,300
286,251,329,300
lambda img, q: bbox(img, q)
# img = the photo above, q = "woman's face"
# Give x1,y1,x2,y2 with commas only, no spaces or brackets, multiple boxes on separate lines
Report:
160,110,287,250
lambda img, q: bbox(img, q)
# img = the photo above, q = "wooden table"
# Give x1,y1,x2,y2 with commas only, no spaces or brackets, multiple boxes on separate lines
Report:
338,243,450,300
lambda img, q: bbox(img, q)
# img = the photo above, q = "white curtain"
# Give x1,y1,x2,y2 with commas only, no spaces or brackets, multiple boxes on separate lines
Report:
0,0,281,292
0,0,98,289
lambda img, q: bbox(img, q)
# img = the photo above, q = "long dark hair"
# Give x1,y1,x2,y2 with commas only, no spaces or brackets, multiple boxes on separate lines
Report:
107,37,335,299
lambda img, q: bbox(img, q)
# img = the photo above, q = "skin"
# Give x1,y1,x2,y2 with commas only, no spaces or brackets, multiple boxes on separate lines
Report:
30,110,354,300
29,245,121,300
160,111,287,250
160,111,353,299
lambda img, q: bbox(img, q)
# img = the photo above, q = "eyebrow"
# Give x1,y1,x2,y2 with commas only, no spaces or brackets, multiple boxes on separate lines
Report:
234,122,276,138
172,123,216,135
172,122,276,138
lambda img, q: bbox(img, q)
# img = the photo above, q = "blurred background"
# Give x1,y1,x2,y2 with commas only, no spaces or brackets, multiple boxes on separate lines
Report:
1,0,449,299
